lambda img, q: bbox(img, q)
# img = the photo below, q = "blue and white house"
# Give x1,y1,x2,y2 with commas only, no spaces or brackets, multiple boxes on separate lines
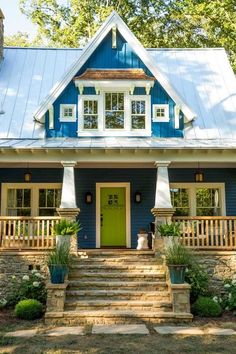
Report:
1,11,236,250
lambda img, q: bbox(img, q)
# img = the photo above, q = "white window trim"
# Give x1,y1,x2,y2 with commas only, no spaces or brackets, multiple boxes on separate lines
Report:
59,104,77,122
170,183,226,216
1,183,62,216
78,91,151,137
152,104,169,122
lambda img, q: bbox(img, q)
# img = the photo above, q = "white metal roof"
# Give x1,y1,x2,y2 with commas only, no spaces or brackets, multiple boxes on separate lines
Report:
0,46,236,145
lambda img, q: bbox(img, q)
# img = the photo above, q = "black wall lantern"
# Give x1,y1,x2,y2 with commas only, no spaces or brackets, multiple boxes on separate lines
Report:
135,191,142,203
195,163,204,182
85,192,93,204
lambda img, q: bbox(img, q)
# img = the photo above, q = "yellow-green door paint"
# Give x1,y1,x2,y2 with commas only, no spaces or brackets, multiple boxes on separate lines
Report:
100,187,126,247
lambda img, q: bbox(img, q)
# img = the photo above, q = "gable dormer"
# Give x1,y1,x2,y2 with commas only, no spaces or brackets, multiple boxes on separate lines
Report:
41,12,193,138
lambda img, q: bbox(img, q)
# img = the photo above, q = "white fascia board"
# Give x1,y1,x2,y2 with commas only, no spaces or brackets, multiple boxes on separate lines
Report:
33,11,195,122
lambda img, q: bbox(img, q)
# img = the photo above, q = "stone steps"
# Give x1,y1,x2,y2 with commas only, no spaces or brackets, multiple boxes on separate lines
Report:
45,310,193,325
66,289,170,301
70,264,164,272
64,299,172,311
68,272,165,281
68,280,168,291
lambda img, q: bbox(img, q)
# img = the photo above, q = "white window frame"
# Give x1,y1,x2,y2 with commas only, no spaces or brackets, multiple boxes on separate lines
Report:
170,183,226,216
1,183,62,216
59,104,77,122
78,91,151,137
152,104,169,122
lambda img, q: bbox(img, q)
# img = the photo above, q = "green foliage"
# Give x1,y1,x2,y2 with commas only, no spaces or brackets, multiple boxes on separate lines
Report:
15,299,43,320
19,0,236,72
192,296,222,317
6,270,46,307
219,278,236,311
185,263,209,303
4,31,43,47
47,244,71,266
157,223,181,237
165,241,192,265
53,219,81,236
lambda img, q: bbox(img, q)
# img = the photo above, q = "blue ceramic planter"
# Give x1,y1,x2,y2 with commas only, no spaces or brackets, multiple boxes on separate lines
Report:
168,265,186,284
49,265,68,284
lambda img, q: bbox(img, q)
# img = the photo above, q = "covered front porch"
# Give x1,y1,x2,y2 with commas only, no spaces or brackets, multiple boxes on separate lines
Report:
0,149,236,251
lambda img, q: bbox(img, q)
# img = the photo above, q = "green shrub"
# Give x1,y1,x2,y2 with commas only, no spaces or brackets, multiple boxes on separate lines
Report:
185,263,209,303
53,219,81,236
6,270,46,307
156,222,181,237
192,296,222,317
165,241,192,265
15,299,43,320
219,278,236,311
47,244,71,266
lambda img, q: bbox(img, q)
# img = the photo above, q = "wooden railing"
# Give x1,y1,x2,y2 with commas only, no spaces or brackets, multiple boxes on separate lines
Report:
173,216,236,250
0,216,61,250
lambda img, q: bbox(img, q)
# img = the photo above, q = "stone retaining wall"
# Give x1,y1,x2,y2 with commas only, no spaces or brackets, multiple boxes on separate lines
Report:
196,251,236,294
0,251,49,299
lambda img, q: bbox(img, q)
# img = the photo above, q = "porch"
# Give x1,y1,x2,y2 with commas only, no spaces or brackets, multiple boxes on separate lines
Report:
0,215,236,251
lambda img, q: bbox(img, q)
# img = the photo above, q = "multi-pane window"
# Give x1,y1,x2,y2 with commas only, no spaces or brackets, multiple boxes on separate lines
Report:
196,188,220,216
38,189,61,216
105,93,124,129
156,108,165,117
152,104,169,122
170,184,224,216
131,100,146,129
171,188,190,216
60,104,76,121
83,100,98,129
7,189,31,216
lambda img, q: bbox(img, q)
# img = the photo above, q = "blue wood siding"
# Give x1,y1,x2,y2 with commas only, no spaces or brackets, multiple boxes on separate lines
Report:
1,167,235,248
46,30,183,138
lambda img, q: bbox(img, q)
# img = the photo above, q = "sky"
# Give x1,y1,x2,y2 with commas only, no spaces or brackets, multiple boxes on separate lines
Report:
0,0,36,38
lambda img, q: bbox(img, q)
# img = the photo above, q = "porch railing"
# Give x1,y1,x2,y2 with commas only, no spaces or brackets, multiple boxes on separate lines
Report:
0,216,61,250
173,216,236,250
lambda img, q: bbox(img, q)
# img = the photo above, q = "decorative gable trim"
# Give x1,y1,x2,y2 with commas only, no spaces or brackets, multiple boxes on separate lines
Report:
33,11,196,123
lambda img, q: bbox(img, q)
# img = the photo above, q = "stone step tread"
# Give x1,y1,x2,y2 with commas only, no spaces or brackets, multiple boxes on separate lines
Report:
78,251,155,256
75,258,161,262
66,290,169,296
70,265,163,270
69,280,167,287
65,300,172,307
46,310,193,319
69,272,165,278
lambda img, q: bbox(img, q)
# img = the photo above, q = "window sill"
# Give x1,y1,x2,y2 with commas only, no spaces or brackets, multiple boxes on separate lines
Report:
59,118,77,123
77,130,151,137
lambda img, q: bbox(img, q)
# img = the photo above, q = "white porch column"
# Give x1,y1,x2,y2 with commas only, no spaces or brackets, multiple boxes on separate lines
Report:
151,161,175,249
57,161,80,220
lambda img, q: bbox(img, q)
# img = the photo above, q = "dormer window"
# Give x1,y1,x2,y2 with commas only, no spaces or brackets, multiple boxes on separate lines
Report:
152,104,169,122
75,69,153,136
59,104,76,122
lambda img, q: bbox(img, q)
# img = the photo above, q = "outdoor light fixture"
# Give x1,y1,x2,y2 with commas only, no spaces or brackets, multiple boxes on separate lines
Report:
135,191,142,203
85,192,93,204
195,163,204,182
24,170,32,182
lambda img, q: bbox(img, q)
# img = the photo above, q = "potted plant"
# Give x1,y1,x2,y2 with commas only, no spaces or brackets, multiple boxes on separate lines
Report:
156,222,181,249
47,244,71,284
53,219,81,248
165,240,192,284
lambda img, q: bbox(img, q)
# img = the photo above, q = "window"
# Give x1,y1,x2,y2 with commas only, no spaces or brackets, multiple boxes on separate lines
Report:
78,92,151,136
131,100,146,129
170,183,225,216
83,100,98,129
2,184,62,216
170,188,189,216
7,189,31,216
39,189,61,216
60,104,76,122
152,104,169,122
105,93,124,129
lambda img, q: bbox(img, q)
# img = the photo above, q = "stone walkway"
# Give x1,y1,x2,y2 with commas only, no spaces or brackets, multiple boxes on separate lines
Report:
3,325,236,337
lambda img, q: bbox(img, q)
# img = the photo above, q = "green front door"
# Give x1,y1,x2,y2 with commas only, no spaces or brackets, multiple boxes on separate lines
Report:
100,187,126,247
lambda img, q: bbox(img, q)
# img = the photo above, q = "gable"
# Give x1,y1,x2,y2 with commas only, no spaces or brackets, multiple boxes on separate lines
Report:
46,29,183,138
